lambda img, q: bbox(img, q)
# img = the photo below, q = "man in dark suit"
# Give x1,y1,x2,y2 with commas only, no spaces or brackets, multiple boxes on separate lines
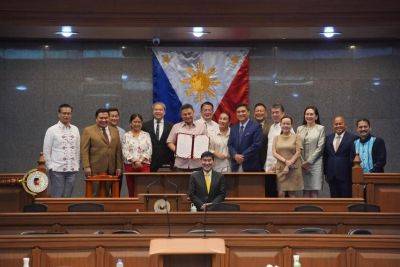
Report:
228,103,263,172
142,102,174,171
323,116,357,198
188,151,226,211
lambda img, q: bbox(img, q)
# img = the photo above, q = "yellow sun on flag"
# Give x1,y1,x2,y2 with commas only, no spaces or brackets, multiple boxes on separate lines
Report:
230,55,239,66
162,54,171,65
181,61,221,103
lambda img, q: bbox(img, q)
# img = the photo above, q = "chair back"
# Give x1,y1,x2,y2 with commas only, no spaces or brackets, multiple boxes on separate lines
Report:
23,203,48,212
348,229,372,235
240,228,270,234
207,202,240,211
68,202,105,212
295,227,327,234
294,205,324,212
347,203,380,212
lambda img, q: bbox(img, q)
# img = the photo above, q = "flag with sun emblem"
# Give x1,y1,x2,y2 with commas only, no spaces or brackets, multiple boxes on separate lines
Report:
152,47,249,123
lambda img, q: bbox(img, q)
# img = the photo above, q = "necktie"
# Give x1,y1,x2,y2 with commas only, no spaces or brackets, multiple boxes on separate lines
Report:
101,127,109,144
205,172,211,194
334,135,341,152
156,120,160,141
239,125,244,143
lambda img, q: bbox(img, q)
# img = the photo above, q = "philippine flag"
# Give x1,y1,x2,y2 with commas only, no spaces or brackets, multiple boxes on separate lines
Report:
152,47,249,124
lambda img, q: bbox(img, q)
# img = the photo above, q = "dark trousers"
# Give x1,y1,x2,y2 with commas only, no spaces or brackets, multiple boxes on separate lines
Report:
265,174,278,197
328,178,352,198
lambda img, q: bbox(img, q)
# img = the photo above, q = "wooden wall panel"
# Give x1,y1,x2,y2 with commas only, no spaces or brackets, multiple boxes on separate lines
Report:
41,249,96,267
104,248,150,267
292,249,346,267
372,186,400,212
355,250,400,267
0,249,31,267
228,248,282,267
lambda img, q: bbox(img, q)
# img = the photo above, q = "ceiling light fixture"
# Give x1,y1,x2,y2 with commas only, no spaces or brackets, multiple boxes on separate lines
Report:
55,26,78,38
320,26,341,38
191,27,210,38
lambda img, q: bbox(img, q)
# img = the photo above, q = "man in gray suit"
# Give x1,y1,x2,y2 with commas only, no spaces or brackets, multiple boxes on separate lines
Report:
188,151,226,211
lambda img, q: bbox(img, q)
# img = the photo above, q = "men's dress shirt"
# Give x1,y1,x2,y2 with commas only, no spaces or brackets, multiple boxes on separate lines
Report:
43,121,80,172
196,117,219,136
103,126,112,143
167,121,207,169
116,126,126,143
204,170,212,193
334,133,344,152
153,118,164,140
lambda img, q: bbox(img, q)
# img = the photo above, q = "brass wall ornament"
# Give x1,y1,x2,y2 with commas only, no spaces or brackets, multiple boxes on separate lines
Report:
20,169,49,196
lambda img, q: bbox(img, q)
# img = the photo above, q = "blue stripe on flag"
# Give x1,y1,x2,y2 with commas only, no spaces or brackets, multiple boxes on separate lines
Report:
152,55,182,123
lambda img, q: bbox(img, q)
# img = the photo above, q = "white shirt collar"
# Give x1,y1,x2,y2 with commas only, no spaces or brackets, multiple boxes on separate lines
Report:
57,121,71,129
335,131,345,138
240,119,250,128
154,118,164,124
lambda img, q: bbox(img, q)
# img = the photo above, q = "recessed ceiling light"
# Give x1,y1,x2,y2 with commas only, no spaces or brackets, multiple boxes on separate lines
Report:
16,85,27,91
349,45,356,49
191,27,210,38
320,26,341,38
55,26,78,38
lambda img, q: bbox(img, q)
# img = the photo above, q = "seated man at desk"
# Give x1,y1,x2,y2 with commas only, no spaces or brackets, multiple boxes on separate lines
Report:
188,151,226,211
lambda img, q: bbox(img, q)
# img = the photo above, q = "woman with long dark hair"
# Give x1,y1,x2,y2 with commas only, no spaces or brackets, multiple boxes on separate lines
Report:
296,105,325,198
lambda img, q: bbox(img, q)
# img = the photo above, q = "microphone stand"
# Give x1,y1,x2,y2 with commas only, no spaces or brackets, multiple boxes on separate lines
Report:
164,197,171,238
203,204,208,238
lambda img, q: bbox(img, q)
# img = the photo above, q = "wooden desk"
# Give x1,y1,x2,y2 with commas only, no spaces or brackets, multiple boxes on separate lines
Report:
35,197,365,212
0,234,399,267
127,172,270,197
352,170,400,212
0,212,399,236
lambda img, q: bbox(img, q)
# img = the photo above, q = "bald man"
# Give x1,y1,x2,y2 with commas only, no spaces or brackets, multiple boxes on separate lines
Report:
323,116,357,198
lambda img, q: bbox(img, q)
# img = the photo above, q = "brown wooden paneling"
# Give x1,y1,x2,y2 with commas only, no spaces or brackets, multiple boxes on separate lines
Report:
0,249,31,267
41,249,97,267
35,197,364,212
1,212,399,236
371,186,400,212
104,248,150,266
229,248,282,267
292,249,347,267
132,172,267,198
355,250,400,267
1,235,400,267
352,172,400,212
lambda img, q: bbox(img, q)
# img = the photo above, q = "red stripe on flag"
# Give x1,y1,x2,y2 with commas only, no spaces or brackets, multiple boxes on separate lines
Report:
213,55,249,124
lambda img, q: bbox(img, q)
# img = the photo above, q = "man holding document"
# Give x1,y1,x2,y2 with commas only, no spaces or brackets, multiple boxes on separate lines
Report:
167,104,208,171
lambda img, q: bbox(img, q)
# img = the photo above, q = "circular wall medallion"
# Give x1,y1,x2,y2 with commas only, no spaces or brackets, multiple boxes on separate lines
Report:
154,199,171,213
22,169,49,195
